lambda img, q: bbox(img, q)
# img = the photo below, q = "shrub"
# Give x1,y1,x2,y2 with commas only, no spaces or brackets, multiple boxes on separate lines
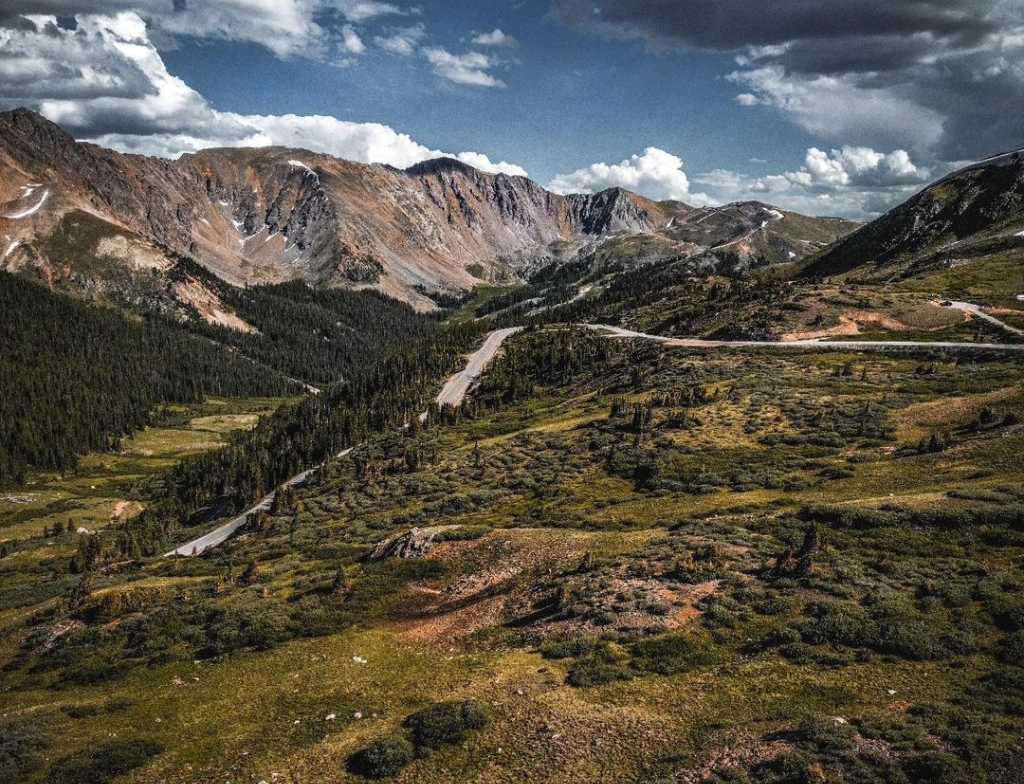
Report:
630,633,723,675
901,752,968,784
795,601,869,647
0,719,49,781
752,595,793,616
750,751,817,784
62,704,99,719
539,637,601,660
47,739,162,784
998,631,1024,667
104,696,133,712
404,700,489,751
347,734,416,779
566,646,634,687
795,714,856,752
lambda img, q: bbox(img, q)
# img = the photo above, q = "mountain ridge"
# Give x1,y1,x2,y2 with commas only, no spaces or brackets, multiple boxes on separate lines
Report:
800,149,1024,281
0,109,669,309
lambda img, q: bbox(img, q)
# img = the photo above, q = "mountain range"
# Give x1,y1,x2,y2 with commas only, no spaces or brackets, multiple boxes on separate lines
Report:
0,109,855,319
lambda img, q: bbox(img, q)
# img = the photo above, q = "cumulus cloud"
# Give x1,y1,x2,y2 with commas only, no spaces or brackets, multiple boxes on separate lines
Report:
733,93,763,107
472,29,518,47
693,146,933,219
339,24,366,55
550,0,1024,162
0,12,527,176
423,48,505,87
548,147,712,204
0,0,406,60
454,151,528,177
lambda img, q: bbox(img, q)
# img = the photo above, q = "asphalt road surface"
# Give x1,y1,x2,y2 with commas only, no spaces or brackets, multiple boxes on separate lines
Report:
944,300,1024,336
164,448,352,557
435,327,523,407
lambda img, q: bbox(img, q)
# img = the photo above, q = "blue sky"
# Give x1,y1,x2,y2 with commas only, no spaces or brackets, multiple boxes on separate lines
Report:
160,2,812,181
2,0,1023,218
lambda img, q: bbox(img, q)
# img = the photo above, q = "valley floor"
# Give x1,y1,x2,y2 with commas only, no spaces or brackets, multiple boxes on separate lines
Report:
3,327,1024,783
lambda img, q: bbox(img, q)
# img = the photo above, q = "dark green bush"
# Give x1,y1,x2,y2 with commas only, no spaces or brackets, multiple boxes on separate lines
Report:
47,739,162,784
794,714,856,752
997,630,1024,666
539,637,601,660
750,751,817,784
61,704,99,719
347,734,416,779
901,752,968,784
0,719,49,781
630,633,723,675
566,646,634,687
404,700,489,751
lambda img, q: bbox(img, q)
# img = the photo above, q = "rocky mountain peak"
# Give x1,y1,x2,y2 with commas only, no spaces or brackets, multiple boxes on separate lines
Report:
800,151,1024,279
0,108,82,166
405,158,485,178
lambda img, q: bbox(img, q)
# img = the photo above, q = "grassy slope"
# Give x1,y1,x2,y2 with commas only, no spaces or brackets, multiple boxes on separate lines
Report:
3,332,1024,783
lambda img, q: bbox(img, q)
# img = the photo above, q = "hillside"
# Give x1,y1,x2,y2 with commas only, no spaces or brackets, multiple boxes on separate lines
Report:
801,150,1024,283
0,271,294,483
3,325,1024,783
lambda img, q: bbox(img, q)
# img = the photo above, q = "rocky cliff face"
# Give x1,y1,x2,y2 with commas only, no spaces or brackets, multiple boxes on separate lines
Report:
0,109,664,307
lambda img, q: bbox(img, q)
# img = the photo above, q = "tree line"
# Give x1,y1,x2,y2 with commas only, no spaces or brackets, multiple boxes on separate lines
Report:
116,318,492,557
0,272,294,485
170,260,441,386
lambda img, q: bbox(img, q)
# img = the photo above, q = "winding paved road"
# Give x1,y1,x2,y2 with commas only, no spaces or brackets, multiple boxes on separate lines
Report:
166,312,1024,557
944,300,1024,336
435,327,523,408
164,449,353,556
588,322,1024,352
166,328,523,556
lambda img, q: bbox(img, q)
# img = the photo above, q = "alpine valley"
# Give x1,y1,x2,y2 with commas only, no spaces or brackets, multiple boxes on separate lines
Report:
2,107,1024,784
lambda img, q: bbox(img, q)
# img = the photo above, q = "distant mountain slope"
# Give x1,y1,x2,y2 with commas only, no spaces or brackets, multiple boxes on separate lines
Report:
0,109,664,308
660,200,858,266
800,150,1024,280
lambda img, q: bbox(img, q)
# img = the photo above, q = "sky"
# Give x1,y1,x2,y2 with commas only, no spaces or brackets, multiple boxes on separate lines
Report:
1,1,1023,219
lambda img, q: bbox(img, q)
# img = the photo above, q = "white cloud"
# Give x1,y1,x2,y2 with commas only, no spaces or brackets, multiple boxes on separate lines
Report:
693,145,933,219
1,12,529,178
423,47,505,87
0,1,404,60
455,151,528,177
333,0,404,23
373,23,425,56
16,13,251,141
548,147,713,204
472,29,518,47
340,24,366,55
728,65,945,152
222,113,446,168
733,92,763,106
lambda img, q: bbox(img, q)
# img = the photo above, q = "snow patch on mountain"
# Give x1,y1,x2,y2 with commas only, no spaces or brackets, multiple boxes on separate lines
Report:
5,189,48,219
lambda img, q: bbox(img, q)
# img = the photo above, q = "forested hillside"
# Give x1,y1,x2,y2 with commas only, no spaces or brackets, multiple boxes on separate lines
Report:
177,269,442,386
0,273,294,484
119,318,492,557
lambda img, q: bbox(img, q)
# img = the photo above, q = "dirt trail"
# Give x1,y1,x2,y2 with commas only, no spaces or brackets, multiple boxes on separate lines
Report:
782,310,913,341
